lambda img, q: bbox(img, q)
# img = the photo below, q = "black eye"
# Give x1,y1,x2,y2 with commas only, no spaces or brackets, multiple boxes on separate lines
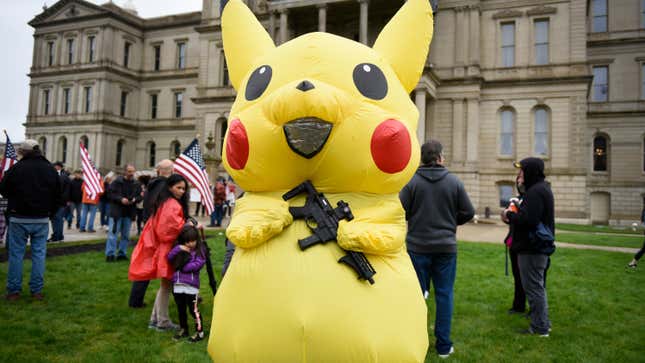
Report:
353,63,388,100
245,65,272,101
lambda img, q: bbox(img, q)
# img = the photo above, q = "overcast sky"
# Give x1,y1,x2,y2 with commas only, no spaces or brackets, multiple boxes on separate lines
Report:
0,0,202,143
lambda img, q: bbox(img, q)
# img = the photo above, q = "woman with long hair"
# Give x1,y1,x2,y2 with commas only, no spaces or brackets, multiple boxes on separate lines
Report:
128,174,193,331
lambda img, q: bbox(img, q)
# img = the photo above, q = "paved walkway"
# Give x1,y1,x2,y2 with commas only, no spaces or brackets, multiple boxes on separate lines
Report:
457,221,639,254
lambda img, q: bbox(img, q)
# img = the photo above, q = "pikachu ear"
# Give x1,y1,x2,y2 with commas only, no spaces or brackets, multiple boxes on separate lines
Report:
221,0,275,90
373,0,434,93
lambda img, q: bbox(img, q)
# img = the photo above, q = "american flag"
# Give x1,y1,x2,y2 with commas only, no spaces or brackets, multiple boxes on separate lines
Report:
174,138,214,215
80,142,103,199
0,131,17,182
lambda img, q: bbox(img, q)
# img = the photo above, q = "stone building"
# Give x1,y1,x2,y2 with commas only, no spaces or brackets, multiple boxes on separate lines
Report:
24,0,645,224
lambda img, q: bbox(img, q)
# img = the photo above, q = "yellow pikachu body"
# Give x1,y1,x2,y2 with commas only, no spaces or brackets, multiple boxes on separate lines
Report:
208,1,434,361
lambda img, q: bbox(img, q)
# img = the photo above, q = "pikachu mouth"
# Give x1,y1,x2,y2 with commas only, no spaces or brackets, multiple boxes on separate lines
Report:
283,117,333,159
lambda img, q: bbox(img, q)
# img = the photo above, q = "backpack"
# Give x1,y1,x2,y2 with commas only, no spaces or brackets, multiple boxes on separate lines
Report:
529,222,556,256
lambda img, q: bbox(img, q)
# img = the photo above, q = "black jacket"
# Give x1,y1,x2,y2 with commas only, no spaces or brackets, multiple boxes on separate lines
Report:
70,177,84,204
142,176,167,221
58,171,71,204
507,158,555,254
400,165,475,253
108,176,142,219
0,152,62,218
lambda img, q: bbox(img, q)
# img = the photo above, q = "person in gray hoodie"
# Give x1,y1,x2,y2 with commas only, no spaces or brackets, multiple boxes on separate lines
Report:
400,139,474,358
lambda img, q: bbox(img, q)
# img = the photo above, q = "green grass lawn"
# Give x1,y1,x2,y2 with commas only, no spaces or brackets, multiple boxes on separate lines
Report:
556,232,644,249
556,223,643,235
1,238,644,362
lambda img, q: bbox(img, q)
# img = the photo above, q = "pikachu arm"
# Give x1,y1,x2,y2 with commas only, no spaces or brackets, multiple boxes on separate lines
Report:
226,192,293,249
336,194,406,256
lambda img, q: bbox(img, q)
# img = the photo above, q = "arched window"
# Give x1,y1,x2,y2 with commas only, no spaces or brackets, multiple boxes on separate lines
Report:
148,141,156,168
500,109,515,156
218,117,228,155
38,136,47,157
58,136,68,163
534,107,549,156
170,141,181,159
116,139,125,166
593,135,608,172
80,135,89,149
642,135,645,173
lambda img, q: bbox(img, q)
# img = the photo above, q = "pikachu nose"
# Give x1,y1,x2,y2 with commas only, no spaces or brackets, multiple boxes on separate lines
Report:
296,80,315,92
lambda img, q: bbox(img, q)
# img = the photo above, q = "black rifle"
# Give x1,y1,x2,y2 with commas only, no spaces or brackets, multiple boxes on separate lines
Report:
282,181,376,285
188,217,218,295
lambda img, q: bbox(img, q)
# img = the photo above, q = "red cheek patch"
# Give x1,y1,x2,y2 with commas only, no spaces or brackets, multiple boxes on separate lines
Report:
370,119,412,174
226,119,249,170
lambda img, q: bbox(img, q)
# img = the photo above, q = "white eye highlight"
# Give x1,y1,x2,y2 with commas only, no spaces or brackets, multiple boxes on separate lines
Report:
259,66,266,74
363,64,371,73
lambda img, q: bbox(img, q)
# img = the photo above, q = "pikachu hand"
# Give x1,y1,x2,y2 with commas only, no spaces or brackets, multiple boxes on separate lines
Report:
226,193,293,249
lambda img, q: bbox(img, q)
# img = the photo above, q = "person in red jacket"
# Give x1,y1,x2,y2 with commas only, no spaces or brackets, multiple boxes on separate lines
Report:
79,183,101,232
129,174,193,331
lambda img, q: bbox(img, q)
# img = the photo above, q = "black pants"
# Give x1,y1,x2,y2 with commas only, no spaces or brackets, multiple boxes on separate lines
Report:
510,249,526,312
173,292,203,334
635,235,645,261
129,280,150,307
135,208,144,234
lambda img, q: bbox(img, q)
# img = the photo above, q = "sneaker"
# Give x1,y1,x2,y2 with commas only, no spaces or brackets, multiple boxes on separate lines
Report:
189,331,205,343
173,329,189,341
106,255,115,262
508,308,526,315
519,327,549,337
148,321,158,330
438,346,454,358
5,292,20,301
31,292,44,301
79,229,86,233
156,322,180,332
116,255,129,261
627,262,637,269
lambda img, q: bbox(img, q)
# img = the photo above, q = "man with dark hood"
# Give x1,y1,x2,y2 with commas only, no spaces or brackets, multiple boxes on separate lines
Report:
400,139,474,358
502,157,555,337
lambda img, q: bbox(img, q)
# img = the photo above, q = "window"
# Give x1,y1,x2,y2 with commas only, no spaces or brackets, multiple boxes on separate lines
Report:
174,92,183,118
501,22,515,67
123,42,131,67
43,89,50,115
63,88,71,114
593,135,608,172
80,135,89,149
88,36,95,63
219,118,228,155
642,63,645,100
177,43,186,69
592,66,608,102
84,86,92,113
222,55,229,86
116,140,124,166
592,0,607,33
39,137,47,156
153,45,161,71
59,136,67,163
534,108,549,156
120,91,128,117
67,38,75,64
171,141,181,158
149,142,156,168
534,20,549,65
151,94,158,119
500,109,514,156
499,184,514,208
47,41,54,66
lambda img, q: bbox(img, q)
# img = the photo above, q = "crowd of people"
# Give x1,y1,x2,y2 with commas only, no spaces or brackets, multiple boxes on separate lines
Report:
1,138,644,355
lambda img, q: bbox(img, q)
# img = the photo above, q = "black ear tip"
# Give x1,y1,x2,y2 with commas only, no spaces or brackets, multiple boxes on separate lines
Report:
220,0,229,13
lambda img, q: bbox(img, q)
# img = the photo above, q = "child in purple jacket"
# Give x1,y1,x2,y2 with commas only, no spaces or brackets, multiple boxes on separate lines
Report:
167,225,206,342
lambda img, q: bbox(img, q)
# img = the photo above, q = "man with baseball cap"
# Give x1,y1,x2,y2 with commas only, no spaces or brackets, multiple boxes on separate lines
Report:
0,139,62,301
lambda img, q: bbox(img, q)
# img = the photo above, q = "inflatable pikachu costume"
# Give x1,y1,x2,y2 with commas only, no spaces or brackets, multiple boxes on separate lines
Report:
208,1,434,361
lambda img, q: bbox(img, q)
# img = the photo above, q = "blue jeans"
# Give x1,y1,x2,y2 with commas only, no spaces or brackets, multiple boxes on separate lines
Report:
79,204,97,232
98,201,110,227
105,217,132,257
6,220,49,294
50,206,65,240
408,251,457,355
66,203,82,228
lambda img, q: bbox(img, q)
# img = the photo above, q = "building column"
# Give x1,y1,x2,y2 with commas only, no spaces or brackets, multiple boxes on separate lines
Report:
70,133,80,170
279,9,289,45
466,98,479,162
358,0,369,45
95,132,104,169
317,4,327,32
452,99,465,162
415,89,427,144
455,7,467,66
269,11,277,41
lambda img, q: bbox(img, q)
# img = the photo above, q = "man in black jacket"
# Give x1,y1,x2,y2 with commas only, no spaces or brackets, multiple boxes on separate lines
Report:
129,159,173,308
400,139,474,358
0,140,61,301
68,170,83,229
49,161,70,242
502,157,555,337
105,164,141,262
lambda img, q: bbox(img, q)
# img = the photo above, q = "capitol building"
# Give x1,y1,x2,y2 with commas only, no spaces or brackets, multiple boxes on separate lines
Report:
24,0,645,224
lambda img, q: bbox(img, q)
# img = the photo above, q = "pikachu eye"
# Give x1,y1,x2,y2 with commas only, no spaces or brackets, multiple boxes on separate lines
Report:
353,63,388,100
245,65,272,101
